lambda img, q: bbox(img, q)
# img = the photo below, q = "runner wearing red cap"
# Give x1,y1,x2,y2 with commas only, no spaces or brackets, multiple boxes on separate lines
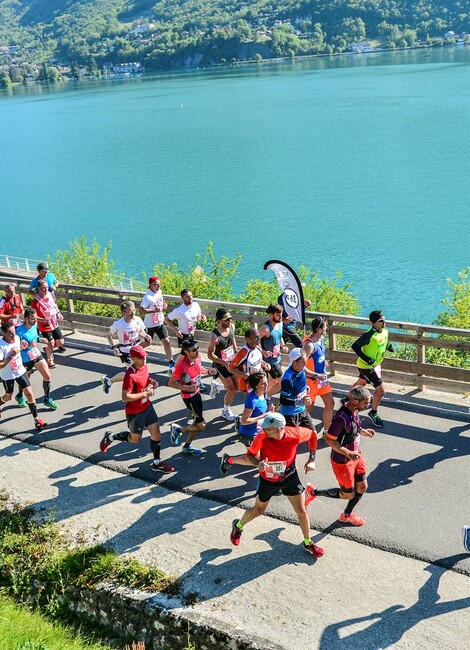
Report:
99,345,174,474
139,276,174,374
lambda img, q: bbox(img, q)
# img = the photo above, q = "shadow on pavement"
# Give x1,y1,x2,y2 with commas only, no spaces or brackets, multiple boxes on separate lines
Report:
318,553,470,650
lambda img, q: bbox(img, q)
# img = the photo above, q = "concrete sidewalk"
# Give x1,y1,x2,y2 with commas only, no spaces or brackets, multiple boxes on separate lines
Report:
1,436,469,650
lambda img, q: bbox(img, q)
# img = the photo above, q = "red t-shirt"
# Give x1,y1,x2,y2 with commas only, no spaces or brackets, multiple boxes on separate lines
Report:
31,294,59,332
0,294,22,320
247,425,316,482
171,354,202,399
122,364,152,415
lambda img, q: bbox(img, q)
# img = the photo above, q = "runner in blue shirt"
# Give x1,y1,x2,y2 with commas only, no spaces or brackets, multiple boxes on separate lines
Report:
15,307,58,410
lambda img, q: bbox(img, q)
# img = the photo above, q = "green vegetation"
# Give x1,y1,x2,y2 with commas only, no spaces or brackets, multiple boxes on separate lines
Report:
50,239,360,333
0,595,110,650
0,0,468,80
0,496,179,646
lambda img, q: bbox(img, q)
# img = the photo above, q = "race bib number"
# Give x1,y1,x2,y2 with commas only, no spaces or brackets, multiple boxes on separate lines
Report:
272,344,280,358
316,378,329,389
294,389,308,407
194,374,202,387
375,365,382,379
221,347,234,362
10,355,20,371
123,331,138,345
265,461,287,479
152,312,163,325
27,347,41,361
187,321,195,334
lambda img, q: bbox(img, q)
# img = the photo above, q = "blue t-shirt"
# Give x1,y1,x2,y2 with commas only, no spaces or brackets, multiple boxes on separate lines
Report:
29,272,58,294
239,390,268,437
16,323,42,364
261,320,283,366
279,365,309,416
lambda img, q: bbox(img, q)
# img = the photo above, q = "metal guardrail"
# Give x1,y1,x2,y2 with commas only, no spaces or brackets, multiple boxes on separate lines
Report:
3,271,470,394
0,255,137,292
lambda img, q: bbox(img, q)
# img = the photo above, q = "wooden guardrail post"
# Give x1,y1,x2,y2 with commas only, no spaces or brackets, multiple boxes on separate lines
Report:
327,318,336,377
66,288,76,334
416,329,426,391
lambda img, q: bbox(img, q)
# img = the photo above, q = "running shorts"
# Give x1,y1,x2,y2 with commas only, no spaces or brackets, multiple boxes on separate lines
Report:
331,457,367,491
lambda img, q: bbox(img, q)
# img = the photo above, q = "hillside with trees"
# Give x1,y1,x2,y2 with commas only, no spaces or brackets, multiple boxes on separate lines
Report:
0,0,468,83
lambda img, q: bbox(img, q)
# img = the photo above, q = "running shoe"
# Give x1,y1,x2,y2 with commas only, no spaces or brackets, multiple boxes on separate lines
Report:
15,395,26,408
99,431,113,453
209,381,220,399
182,444,203,456
235,415,242,433
221,407,236,422
56,346,66,353
167,360,176,376
339,512,364,526
462,526,470,553
34,418,47,432
304,483,317,507
44,397,58,410
101,375,111,394
304,541,324,558
151,461,175,474
170,423,182,446
367,410,383,428
220,453,231,475
230,519,243,546
48,360,56,369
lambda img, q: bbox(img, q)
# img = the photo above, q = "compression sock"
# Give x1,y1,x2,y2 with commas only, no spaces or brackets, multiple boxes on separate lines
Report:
304,538,312,545
43,381,51,399
315,487,341,498
343,493,363,516
369,409,378,415
16,389,23,399
150,439,161,462
28,402,38,419
236,520,244,531
111,431,129,442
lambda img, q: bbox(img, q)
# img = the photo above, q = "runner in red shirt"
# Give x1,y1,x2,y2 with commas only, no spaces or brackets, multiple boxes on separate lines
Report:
99,345,174,474
31,280,64,369
228,412,324,558
167,338,217,456
0,284,23,326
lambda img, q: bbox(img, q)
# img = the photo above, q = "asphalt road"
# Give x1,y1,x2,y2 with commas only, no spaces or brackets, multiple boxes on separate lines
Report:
1,340,469,574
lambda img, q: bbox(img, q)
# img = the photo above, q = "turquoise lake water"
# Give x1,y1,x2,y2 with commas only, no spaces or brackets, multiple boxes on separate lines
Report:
1,48,470,323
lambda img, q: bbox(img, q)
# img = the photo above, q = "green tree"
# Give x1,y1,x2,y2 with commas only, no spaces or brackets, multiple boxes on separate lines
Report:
0,71,11,87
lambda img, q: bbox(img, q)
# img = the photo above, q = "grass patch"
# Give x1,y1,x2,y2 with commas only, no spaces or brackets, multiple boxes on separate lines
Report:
0,594,110,649
0,496,181,647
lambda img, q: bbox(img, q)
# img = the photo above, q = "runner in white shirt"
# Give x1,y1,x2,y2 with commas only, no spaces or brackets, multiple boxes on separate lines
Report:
0,321,46,431
139,276,174,374
101,301,151,394
164,288,206,346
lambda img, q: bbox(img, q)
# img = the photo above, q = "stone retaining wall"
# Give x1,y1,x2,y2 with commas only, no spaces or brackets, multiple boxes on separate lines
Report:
66,583,284,650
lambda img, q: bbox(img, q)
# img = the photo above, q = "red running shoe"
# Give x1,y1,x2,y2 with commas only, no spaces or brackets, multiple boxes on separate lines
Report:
339,512,364,526
230,519,243,546
100,431,113,453
304,541,324,558
34,418,47,432
305,483,317,507
151,461,174,474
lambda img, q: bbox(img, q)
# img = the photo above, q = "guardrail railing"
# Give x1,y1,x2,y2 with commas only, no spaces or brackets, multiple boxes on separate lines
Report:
2,271,470,394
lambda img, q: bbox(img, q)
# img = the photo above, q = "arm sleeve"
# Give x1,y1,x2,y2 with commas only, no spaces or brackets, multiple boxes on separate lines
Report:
351,329,375,364
296,426,317,452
